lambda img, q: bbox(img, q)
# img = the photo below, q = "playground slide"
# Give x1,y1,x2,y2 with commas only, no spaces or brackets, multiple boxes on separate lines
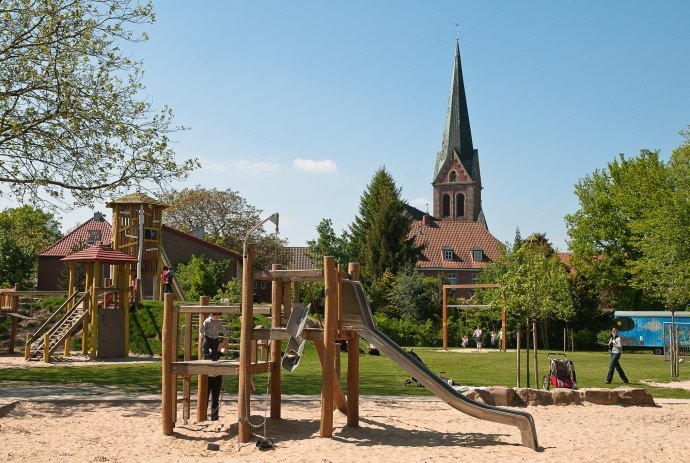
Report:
339,280,539,451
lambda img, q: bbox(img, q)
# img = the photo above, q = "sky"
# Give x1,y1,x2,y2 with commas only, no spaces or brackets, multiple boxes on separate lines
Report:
6,1,690,250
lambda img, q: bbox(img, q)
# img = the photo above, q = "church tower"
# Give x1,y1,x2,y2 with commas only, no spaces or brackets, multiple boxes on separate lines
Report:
432,39,485,226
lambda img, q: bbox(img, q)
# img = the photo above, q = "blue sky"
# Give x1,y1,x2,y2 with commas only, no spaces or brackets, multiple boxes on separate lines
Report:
13,1,690,250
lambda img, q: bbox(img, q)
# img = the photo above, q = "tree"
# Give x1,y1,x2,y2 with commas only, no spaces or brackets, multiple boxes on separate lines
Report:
349,168,423,283
0,230,34,287
0,0,197,208
175,255,230,302
305,218,349,268
565,150,667,310
162,186,289,270
0,205,61,255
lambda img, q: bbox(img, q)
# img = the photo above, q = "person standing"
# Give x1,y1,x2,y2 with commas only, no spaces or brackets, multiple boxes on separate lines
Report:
606,327,629,384
161,265,174,298
201,313,228,420
474,326,483,350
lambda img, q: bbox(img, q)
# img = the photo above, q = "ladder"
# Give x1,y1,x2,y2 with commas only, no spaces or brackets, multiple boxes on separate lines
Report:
27,290,92,361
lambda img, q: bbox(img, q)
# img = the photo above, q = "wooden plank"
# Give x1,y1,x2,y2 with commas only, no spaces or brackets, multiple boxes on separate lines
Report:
196,297,209,422
254,269,324,282
442,283,499,290
175,305,271,315
270,264,282,419
171,360,272,377
238,245,254,443
0,291,69,296
320,256,337,437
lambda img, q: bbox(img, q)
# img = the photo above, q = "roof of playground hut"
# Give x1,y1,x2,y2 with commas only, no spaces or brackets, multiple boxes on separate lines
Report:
61,244,139,264
105,191,168,208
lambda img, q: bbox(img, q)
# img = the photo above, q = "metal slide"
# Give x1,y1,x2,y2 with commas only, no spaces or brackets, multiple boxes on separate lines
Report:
339,280,539,451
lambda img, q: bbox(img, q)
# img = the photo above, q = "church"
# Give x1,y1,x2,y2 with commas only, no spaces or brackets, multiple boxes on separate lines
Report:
409,39,502,286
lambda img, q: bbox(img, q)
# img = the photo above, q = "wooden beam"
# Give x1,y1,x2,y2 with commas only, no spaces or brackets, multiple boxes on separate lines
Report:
442,283,500,290
320,256,337,437
162,293,174,435
238,245,254,443
270,264,282,419
346,262,360,428
196,296,209,422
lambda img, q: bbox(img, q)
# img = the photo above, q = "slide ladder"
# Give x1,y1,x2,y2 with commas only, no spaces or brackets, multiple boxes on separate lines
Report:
27,290,92,361
339,280,539,451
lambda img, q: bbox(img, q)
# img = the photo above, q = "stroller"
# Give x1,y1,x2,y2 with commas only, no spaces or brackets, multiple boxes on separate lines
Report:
541,353,578,390
403,348,426,387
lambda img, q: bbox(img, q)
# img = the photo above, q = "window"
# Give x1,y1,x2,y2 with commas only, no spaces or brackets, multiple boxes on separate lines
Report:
471,273,479,284
443,248,453,261
449,170,457,183
253,281,258,289
86,229,102,244
442,194,451,217
472,249,484,262
455,193,465,218
260,280,267,289
448,273,457,285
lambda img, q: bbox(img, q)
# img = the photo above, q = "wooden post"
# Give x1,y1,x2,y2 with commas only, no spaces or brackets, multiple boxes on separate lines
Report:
196,296,209,422
282,281,291,325
24,333,31,360
43,333,50,363
525,320,530,388
294,281,301,306
516,323,521,388
64,324,72,357
171,294,179,424
238,244,255,443
9,315,17,354
183,311,192,423
83,263,92,356
533,321,539,388
90,262,101,360
320,256,337,438
162,293,174,435
347,262,360,428
270,264,283,419
442,287,448,350
122,265,131,358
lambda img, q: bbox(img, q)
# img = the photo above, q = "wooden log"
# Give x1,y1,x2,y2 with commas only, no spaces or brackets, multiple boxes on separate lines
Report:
320,256,337,437
43,333,50,363
183,312,192,423
196,296,209,422
171,298,179,424
533,321,539,388
442,287,448,350
346,262,360,427
270,264,282,419
24,333,31,360
123,264,130,358
64,324,72,357
90,262,101,360
516,323,521,388
162,293,174,435
238,245,255,443
313,340,347,414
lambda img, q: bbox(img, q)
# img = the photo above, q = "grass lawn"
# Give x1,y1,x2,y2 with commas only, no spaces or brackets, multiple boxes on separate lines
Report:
1,345,688,399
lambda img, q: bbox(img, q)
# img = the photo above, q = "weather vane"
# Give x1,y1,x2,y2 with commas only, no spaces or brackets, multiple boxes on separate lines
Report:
455,22,460,40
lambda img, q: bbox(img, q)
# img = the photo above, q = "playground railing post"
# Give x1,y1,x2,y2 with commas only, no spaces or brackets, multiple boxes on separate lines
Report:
270,264,283,419
196,296,209,422
320,256,337,437
162,293,174,435
238,244,254,443
347,262,361,427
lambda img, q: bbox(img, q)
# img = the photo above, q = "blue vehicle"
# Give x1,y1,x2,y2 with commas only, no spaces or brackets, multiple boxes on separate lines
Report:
613,311,690,355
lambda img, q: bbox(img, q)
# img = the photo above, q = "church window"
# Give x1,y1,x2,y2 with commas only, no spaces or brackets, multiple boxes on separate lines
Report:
455,193,465,218
442,194,451,217
449,170,457,183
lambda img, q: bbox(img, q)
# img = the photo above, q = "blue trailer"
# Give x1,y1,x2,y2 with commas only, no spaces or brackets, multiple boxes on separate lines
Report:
613,311,690,355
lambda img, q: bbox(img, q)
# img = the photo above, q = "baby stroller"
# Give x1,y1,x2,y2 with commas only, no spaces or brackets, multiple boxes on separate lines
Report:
541,353,578,390
403,348,426,387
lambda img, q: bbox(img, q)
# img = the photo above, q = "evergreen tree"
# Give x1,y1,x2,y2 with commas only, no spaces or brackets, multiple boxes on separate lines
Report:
349,167,423,283
512,227,523,252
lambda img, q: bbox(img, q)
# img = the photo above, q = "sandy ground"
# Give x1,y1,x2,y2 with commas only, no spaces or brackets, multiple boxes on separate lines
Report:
0,394,688,463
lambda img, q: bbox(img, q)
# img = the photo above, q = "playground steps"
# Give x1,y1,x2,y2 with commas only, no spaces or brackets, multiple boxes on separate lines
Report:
28,301,90,361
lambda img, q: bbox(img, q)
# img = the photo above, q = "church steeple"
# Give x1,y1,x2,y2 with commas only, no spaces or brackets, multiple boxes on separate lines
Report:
432,39,485,225
434,39,475,181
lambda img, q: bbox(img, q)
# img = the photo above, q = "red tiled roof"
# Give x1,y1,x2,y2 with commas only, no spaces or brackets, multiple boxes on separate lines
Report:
38,218,113,257
162,225,241,258
558,252,573,267
287,247,316,270
410,218,502,269
61,244,138,263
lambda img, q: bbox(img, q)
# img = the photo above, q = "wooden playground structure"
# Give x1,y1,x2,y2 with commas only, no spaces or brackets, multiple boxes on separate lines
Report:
161,247,362,441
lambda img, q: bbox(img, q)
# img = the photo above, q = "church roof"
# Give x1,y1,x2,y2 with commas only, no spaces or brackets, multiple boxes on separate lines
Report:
434,40,476,181
410,218,501,270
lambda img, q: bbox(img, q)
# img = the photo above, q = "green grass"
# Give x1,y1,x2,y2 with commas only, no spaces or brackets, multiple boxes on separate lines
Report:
1,345,688,399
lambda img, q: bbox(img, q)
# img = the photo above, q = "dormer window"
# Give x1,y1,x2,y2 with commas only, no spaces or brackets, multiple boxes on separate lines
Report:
443,248,454,261
449,170,457,183
86,229,102,245
472,248,484,262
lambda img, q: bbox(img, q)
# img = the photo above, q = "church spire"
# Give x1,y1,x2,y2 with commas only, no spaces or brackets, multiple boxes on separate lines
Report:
434,39,475,181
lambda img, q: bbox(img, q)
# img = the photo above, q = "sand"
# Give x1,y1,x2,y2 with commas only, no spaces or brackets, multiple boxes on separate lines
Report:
1,394,689,463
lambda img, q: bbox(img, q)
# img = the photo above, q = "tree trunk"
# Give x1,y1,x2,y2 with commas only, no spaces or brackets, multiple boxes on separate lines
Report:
539,319,550,350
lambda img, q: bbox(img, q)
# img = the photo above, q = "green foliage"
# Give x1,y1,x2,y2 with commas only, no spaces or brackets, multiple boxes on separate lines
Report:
128,301,163,355
390,265,443,322
367,269,396,317
596,329,613,346
374,313,442,347
0,0,197,208
214,278,242,303
0,230,35,288
175,255,230,301
305,218,349,267
348,168,423,284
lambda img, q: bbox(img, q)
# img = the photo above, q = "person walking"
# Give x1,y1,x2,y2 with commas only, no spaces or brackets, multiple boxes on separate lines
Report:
606,327,629,384
161,266,174,298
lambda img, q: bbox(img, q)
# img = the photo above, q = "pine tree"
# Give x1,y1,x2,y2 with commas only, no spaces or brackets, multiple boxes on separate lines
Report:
349,167,423,283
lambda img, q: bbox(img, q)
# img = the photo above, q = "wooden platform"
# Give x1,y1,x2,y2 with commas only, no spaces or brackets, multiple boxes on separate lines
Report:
171,359,273,376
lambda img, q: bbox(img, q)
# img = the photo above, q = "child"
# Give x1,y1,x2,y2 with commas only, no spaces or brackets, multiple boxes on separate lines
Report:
200,313,228,420
461,335,469,348
490,330,496,347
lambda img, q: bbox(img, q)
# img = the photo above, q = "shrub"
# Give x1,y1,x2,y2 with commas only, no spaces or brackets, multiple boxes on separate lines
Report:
175,255,230,301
